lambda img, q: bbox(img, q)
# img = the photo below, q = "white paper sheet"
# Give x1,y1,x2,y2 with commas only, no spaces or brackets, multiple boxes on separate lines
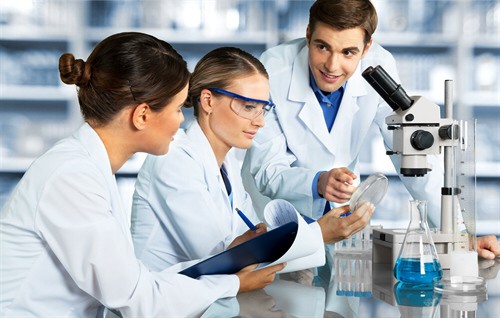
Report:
259,199,325,273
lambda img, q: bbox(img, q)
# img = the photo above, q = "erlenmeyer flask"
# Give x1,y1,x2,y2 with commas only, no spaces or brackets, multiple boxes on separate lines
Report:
394,200,443,284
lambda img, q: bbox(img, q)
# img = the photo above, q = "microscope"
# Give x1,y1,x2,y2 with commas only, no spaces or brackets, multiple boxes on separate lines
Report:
362,65,476,273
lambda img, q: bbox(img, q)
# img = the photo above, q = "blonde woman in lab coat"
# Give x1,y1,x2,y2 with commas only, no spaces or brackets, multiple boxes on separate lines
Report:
0,33,284,318
131,47,377,272
131,47,273,270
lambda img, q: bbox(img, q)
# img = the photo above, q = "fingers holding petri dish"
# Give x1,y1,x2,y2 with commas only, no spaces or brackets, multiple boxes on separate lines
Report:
339,172,388,218
349,172,388,212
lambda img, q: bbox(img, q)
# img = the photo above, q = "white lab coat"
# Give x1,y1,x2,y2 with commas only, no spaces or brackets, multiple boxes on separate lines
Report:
242,38,443,225
131,121,259,270
0,123,238,318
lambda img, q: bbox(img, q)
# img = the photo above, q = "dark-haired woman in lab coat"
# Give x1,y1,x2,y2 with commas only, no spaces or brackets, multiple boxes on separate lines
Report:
0,32,284,318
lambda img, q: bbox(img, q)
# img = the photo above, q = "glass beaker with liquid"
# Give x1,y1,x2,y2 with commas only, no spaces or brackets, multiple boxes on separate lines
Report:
394,200,443,284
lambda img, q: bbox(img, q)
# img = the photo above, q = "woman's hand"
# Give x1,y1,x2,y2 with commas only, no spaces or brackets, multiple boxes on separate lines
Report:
228,223,267,249
236,263,285,293
317,202,375,244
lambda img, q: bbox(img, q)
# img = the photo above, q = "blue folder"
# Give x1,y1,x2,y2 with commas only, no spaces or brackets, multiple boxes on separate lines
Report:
179,221,298,278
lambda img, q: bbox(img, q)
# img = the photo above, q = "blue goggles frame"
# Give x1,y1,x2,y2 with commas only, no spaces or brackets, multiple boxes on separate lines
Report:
209,88,275,109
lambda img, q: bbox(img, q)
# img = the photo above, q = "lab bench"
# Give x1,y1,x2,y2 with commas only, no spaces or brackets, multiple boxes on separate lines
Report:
201,245,500,318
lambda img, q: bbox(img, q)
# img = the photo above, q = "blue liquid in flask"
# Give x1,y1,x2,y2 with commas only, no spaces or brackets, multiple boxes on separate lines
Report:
394,281,438,307
394,258,443,284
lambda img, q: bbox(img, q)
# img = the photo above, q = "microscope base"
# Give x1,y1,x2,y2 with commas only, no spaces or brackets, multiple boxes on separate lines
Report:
372,228,455,270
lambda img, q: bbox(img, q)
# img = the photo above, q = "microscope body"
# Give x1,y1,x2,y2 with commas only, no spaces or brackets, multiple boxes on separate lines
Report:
363,66,474,271
385,95,454,177
372,96,458,269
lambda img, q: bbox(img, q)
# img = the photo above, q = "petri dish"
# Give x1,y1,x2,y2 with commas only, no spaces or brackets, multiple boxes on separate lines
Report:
349,172,388,211
433,276,487,296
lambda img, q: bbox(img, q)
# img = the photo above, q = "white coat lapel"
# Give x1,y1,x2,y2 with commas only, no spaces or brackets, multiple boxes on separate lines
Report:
77,124,132,245
187,122,233,215
289,46,336,153
329,65,367,161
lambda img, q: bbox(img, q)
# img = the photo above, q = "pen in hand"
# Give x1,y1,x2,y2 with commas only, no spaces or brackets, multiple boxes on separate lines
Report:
235,208,257,231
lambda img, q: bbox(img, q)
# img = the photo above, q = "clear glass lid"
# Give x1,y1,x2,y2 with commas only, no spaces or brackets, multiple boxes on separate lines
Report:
349,172,388,211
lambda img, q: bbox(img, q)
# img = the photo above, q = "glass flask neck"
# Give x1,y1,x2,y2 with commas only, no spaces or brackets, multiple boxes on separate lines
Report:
409,200,428,230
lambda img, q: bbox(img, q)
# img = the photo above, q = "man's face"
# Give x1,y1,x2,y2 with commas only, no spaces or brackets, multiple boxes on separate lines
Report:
306,22,372,93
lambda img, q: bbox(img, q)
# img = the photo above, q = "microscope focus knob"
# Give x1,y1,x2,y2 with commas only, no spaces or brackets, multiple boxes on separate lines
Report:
439,124,459,140
410,130,434,150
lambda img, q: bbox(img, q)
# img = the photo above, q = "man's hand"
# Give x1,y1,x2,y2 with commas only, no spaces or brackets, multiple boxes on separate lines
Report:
477,235,500,259
317,167,357,203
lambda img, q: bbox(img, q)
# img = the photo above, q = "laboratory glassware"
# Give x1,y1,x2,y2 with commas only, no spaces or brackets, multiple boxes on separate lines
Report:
394,281,441,318
433,276,487,317
394,200,443,284
349,172,388,212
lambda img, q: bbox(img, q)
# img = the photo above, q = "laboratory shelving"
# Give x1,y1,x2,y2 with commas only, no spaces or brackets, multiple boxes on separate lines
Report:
0,0,279,177
1,0,499,235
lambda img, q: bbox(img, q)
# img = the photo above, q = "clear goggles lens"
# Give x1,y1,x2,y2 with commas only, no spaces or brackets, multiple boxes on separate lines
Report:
209,88,274,120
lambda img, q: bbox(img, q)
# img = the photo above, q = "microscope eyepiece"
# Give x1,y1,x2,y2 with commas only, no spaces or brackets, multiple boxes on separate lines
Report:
362,65,413,111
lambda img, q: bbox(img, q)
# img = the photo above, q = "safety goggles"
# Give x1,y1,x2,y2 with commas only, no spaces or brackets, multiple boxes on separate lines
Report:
209,88,275,120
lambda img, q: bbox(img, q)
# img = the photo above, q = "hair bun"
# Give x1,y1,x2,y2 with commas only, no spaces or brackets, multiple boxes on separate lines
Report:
59,53,91,86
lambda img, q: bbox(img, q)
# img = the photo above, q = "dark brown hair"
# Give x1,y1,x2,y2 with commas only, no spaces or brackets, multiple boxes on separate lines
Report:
185,47,268,117
59,32,189,125
309,0,378,45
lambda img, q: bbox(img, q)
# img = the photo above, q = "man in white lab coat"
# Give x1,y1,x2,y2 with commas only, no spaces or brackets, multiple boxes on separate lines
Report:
243,0,500,259
244,0,441,225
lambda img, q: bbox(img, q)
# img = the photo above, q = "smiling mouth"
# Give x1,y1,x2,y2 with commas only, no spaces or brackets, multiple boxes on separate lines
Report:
321,70,341,79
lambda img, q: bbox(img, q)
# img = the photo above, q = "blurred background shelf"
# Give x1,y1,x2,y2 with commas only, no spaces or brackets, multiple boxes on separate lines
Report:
0,85,74,100
1,0,499,236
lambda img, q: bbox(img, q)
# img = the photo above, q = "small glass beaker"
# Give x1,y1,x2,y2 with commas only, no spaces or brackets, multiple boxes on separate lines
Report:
394,200,443,284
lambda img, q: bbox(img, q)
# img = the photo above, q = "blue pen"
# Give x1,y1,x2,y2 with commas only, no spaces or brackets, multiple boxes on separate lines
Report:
235,208,257,231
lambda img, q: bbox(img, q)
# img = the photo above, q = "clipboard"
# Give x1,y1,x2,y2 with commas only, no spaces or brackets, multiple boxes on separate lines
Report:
179,221,298,278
